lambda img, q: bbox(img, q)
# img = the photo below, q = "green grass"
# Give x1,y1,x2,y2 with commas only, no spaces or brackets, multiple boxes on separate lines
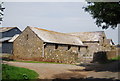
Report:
2,64,39,81
13,60,69,64
110,56,120,61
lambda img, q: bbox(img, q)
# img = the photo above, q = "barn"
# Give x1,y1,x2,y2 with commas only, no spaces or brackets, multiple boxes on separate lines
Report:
13,26,88,64
0,27,21,54
68,31,115,62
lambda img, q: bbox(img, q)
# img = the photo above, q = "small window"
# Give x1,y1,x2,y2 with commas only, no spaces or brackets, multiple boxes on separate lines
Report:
78,46,80,52
86,46,88,49
68,45,71,50
103,37,105,41
26,34,29,40
55,44,58,49
83,55,85,57
102,37,105,44
103,37,105,39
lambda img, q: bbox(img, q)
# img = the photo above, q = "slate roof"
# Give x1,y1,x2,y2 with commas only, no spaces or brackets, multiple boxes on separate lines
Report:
68,31,105,42
29,26,84,46
0,27,16,32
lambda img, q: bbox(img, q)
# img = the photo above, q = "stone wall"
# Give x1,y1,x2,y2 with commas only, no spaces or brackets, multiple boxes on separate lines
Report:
82,43,101,62
106,47,119,59
106,51,117,59
44,43,83,64
78,47,88,63
13,27,44,60
82,41,113,63
13,27,88,64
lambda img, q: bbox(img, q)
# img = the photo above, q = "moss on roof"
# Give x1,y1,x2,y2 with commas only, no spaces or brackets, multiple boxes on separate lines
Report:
28,26,84,46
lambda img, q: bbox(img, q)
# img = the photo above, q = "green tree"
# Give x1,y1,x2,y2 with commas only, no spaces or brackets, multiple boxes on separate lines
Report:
84,2,120,29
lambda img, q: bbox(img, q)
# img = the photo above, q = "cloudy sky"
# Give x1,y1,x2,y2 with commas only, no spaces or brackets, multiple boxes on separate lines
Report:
2,2,118,44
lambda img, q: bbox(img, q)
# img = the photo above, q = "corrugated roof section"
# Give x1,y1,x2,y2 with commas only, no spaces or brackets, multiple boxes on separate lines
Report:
29,26,84,46
9,34,19,42
0,27,16,32
0,37,12,42
68,31,105,41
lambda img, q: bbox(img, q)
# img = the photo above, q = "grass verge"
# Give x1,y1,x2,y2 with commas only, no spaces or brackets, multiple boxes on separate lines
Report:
110,56,120,61
13,60,69,64
2,64,39,81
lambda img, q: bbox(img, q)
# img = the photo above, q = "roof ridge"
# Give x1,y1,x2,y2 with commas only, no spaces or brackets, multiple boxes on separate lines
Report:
68,31,104,34
0,27,17,29
28,26,79,37
0,27,18,32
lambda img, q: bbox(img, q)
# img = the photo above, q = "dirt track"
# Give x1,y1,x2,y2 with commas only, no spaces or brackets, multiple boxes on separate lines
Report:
5,61,86,79
4,61,120,80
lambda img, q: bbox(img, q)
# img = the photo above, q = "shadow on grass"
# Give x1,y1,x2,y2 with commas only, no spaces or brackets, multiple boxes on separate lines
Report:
1,78,120,81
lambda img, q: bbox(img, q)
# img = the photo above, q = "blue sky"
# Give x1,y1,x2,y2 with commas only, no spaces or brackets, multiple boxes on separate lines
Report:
2,2,118,44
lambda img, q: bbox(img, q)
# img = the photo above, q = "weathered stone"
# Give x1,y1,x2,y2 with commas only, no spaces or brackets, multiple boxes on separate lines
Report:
13,27,87,64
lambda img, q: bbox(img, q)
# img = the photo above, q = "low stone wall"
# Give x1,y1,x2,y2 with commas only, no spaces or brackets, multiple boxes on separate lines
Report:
44,44,79,64
106,47,120,59
13,40,87,64
92,48,119,63
106,51,117,59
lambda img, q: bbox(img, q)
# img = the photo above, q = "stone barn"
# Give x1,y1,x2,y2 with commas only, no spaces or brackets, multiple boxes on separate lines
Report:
13,26,88,64
0,27,21,54
68,31,115,62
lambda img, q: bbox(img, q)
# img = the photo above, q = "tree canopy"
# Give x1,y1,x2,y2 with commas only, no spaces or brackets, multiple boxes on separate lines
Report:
84,2,120,29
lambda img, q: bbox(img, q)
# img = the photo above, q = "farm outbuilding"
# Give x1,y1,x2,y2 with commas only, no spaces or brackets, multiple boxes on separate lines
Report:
0,27,21,54
13,26,88,64
68,31,115,62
